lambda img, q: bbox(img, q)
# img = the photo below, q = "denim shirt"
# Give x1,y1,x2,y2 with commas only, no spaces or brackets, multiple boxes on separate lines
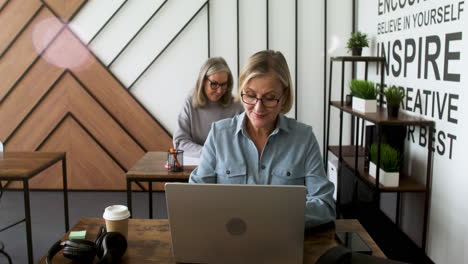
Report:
190,112,336,228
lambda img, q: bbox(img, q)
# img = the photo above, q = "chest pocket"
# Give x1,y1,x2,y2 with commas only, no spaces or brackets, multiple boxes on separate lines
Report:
215,166,246,184
270,168,305,186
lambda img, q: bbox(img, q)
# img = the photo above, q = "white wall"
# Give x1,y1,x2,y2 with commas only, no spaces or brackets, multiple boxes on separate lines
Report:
70,0,319,137
325,0,353,150
69,1,468,262
358,0,468,263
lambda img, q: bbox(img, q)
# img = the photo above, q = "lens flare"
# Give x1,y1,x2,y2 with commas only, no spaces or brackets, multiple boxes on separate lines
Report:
32,17,92,71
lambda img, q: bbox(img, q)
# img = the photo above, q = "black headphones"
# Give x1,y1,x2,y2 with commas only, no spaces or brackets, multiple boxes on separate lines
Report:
46,225,127,264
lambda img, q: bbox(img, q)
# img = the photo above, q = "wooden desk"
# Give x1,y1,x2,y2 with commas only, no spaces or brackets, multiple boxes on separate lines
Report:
126,152,196,218
39,218,385,263
0,152,69,264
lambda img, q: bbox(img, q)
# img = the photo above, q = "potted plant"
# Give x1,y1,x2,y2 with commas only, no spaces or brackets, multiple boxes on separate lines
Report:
369,143,402,187
345,94,353,106
350,79,378,113
346,31,369,56
384,85,405,118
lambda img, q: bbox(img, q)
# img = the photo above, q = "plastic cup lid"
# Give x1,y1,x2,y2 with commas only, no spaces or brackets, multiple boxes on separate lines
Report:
103,205,131,220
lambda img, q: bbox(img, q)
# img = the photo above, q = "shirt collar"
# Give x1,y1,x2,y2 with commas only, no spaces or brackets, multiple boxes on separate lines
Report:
276,113,290,133
235,112,246,135
236,112,290,136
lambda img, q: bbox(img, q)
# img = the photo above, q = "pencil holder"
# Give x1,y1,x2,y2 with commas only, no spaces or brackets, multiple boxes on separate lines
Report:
167,149,184,172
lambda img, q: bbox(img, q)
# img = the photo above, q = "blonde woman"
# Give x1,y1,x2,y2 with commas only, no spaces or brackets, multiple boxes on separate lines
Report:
190,50,335,228
173,57,243,157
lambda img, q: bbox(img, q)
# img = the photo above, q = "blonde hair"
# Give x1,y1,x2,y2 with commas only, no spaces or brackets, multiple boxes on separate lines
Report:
237,50,293,113
192,57,234,108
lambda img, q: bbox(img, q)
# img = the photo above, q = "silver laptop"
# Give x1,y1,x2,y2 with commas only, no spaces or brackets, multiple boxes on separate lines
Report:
165,183,306,264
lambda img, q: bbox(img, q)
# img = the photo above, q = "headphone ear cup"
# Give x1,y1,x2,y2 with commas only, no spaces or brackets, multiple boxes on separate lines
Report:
61,239,96,261
95,230,106,258
97,232,127,263
46,241,63,264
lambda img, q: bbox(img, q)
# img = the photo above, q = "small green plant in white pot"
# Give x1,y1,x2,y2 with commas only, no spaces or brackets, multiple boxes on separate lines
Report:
350,79,378,113
369,143,402,187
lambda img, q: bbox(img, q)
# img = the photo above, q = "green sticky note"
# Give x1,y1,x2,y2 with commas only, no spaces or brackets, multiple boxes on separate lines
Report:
69,230,86,240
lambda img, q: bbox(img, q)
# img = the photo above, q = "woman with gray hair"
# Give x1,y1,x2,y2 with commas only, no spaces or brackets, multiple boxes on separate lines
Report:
190,50,335,228
173,57,243,157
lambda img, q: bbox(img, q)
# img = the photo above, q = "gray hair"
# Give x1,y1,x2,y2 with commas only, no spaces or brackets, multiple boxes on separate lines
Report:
192,57,234,108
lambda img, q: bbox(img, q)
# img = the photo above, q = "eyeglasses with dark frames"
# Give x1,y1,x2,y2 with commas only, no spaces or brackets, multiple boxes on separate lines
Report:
206,79,228,90
241,93,282,108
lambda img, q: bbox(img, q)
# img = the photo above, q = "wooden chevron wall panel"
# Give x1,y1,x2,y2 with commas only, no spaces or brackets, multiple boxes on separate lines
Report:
43,0,85,22
10,116,126,190
67,73,145,169
0,0,41,53
39,116,125,190
5,72,67,150
0,57,63,141
0,7,62,97
65,117,126,190
7,121,68,189
0,0,8,8
0,0,173,190
73,49,173,151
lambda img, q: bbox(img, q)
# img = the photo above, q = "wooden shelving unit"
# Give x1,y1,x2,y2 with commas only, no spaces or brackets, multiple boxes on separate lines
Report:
328,147,427,192
329,102,434,126
324,56,435,251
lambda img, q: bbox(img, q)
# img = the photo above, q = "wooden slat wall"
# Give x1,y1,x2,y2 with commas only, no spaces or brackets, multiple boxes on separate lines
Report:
0,7,61,98
0,57,63,141
0,0,173,190
6,73,67,150
0,0,41,54
43,0,85,22
0,0,9,9
74,52,173,151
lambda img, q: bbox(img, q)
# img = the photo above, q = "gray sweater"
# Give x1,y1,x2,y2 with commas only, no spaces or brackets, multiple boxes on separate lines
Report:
173,96,244,157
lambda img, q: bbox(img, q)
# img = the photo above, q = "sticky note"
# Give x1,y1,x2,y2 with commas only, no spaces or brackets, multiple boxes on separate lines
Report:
69,230,86,240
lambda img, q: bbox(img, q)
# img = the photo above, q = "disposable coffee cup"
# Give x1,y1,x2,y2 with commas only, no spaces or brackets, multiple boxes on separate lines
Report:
103,205,131,239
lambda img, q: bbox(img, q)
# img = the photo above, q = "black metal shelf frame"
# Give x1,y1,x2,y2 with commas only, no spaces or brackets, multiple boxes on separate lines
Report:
324,56,434,252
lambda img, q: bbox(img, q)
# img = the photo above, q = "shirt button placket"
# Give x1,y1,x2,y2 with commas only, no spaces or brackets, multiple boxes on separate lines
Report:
259,164,266,184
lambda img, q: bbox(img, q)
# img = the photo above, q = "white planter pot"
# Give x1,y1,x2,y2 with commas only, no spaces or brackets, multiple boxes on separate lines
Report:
352,97,377,113
369,162,399,187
